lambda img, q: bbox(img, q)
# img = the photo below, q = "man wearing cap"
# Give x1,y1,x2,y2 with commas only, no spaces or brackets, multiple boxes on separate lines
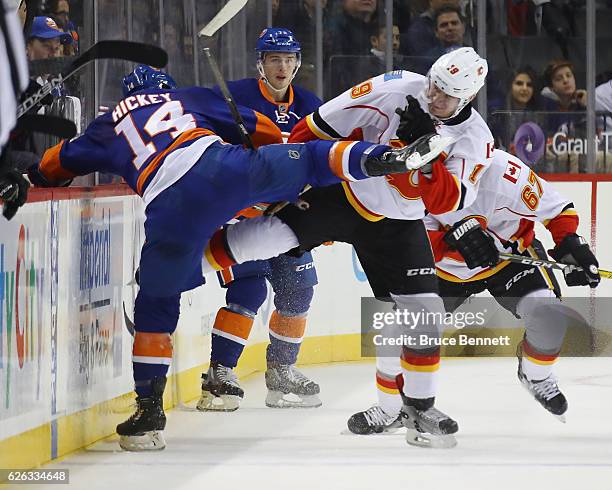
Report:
26,15,72,60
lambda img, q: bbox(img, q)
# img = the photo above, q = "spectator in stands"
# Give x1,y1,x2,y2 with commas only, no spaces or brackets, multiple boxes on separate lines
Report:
489,66,544,153
423,5,466,61
541,59,586,112
325,0,379,57
540,59,587,172
26,16,72,60
9,16,74,172
48,0,78,55
506,0,573,57
508,66,541,111
400,0,459,56
370,23,400,61
331,22,401,94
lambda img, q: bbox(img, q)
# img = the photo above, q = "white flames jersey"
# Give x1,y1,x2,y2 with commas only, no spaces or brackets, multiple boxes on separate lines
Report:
298,70,494,220
424,149,576,281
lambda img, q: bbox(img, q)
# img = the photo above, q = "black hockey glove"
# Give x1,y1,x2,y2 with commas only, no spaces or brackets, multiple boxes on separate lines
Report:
0,169,30,221
549,234,600,288
395,95,436,144
443,217,499,269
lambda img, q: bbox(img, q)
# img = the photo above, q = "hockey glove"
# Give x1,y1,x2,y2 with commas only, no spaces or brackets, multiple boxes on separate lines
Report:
443,217,499,269
27,163,72,188
364,133,454,176
395,95,436,144
549,234,600,288
0,169,30,221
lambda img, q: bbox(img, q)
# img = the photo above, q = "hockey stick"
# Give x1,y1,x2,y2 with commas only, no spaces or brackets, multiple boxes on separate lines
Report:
203,47,255,150
198,0,248,37
198,0,252,148
16,114,77,139
499,252,612,279
17,41,168,118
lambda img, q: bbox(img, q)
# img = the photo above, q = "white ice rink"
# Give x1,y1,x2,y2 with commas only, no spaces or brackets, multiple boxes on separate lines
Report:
9,358,612,490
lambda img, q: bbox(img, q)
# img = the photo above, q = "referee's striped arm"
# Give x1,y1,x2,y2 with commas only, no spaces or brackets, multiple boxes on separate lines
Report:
0,0,29,150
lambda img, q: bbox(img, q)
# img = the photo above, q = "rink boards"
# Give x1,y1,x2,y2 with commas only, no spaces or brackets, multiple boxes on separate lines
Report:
0,176,611,471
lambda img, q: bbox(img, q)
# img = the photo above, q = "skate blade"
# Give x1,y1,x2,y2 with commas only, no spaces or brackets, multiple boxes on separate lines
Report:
196,391,241,412
405,429,457,449
119,431,166,451
265,390,322,408
519,380,567,423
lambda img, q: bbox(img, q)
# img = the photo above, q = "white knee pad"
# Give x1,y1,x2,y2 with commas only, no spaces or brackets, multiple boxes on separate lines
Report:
226,215,299,263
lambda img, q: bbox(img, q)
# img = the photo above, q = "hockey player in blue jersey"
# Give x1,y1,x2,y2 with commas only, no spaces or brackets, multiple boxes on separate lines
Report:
27,64,448,451
202,28,324,411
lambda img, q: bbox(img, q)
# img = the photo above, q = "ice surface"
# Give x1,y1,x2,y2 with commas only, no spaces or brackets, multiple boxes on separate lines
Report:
10,358,612,490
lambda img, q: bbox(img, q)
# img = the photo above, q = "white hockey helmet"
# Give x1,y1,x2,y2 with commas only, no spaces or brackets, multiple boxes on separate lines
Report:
427,47,488,119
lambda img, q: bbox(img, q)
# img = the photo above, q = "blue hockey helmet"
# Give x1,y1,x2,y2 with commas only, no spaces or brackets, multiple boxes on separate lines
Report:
255,28,301,86
256,27,301,57
121,64,177,97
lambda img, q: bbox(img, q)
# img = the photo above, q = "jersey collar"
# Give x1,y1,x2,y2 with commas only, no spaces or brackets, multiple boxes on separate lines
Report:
258,78,294,111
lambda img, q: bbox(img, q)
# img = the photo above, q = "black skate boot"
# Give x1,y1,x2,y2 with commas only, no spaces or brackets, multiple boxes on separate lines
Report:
197,362,244,412
117,377,167,451
399,396,458,448
347,405,402,435
364,133,455,176
517,342,568,422
265,363,321,408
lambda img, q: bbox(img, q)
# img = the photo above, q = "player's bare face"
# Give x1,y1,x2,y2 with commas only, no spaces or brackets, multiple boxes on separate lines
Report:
426,82,460,119
262,53,298,91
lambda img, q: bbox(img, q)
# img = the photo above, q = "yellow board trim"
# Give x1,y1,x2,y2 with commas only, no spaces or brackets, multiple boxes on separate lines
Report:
1,324,595,475
0,332,363,476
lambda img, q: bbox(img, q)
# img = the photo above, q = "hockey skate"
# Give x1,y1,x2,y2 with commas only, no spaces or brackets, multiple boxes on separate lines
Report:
265,364,322,408
364,133,455,176
116,377,167,451
399,398,458,448
347,405,402,435
517,344,568,422
197,362,244,412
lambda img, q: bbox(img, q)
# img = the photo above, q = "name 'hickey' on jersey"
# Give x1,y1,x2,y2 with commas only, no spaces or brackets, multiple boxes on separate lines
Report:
112,93,173,122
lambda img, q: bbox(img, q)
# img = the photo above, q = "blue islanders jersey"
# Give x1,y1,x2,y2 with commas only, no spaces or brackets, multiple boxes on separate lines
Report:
36,87,282,203
215,78,322,140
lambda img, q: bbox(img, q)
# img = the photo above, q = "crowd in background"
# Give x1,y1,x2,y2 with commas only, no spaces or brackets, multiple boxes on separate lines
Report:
8,0,612,177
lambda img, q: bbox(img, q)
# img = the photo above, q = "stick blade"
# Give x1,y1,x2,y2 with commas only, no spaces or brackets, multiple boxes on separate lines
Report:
71,41,168,72
198,0,248,37
16,114,77,139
